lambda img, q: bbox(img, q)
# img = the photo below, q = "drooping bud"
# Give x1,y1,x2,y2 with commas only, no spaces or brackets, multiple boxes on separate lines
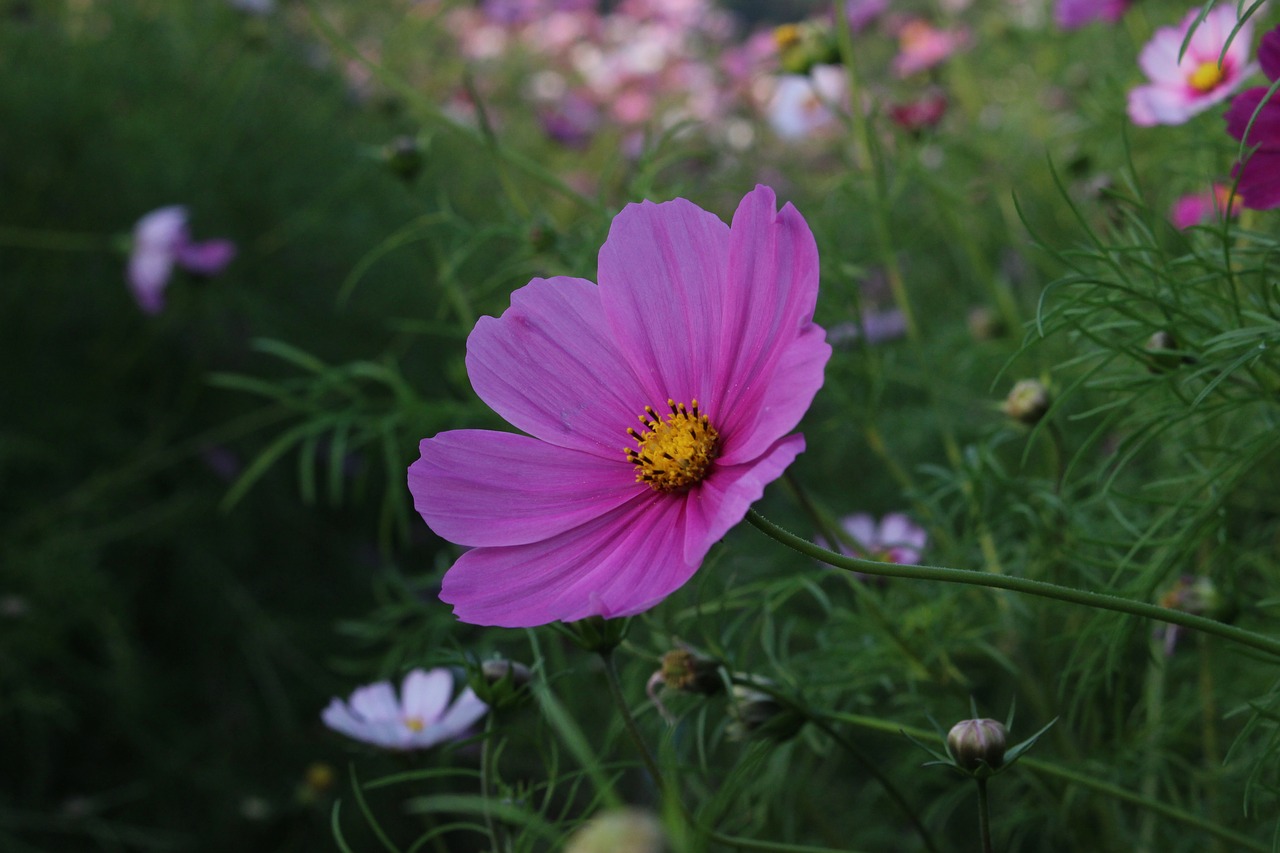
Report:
727,682,804,742
382,135,423,181
947,718,1007,772
660,647,724,696
1002,379,1050,426
1144,330,1186,373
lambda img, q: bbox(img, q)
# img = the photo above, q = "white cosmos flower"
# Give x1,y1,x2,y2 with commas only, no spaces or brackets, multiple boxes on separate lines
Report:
322,668,488,751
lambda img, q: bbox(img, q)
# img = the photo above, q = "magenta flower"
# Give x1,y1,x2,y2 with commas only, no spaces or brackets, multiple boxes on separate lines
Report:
127,206,236,315
409,186,830,627
1225,24,1280,210
1053,0,1130,30
1127,5,1255,127
892,19,968,78
322,668,488,751
1169,183,1238,228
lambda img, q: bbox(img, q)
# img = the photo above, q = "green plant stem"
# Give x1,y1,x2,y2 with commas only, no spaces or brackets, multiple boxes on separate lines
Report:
599,649,665,796
706,832,873,853
479,715,501,853
746,509,1280,658
825,712,1271,853
976,778,993,853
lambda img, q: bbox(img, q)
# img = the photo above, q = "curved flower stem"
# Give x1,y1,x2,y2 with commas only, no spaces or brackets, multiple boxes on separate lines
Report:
732,676,941,853
599,649,665,796
976,779,993,853
826,711,1270,853
746,509,1280,659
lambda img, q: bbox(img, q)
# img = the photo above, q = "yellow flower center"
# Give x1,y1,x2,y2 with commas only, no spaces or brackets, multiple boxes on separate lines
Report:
773,24,802,51
404,716,425,732
1188,60,1225,92
625,399,720,493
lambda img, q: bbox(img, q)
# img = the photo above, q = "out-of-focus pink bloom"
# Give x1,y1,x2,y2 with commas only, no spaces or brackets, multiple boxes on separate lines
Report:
1170,184,1239,228
820,513,928,564
766,64,847,140
408,186,830,627
540,91,602,148
889,90,949,132
846,0,888,32
322,668,488,751
1225,24,1280,210
827,309,908,346
127,206,235,315
1054,0,1130,29
1155,576,1223,655
1128,5,1255,127
892,19,968,77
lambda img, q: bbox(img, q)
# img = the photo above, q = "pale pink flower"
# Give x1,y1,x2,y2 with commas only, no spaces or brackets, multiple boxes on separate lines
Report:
126,206,235,315
408,186,830,627
322,668,488,751
766,65,847,140
827,513,927,564
1054,0,1130,29
892,19,969,78
1127,5,1255,127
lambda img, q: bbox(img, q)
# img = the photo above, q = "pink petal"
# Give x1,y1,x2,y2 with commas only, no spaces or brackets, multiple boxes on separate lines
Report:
682,433,805,565
400,669,453,725
439,492,693,627
839,514,879,553
409,430,639,547
1128,84,1196,126
879,513,927,551
466,276,649,458
435,688,489,737
175,238,237,276
597,196,730,409
718,323,829,466
348,681,400,721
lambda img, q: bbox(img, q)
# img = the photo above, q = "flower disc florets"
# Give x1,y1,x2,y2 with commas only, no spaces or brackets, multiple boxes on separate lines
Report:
626,399,720,493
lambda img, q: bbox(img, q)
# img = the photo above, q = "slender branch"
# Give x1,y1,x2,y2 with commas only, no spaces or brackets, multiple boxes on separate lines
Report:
746,509,1280,659
599,650,665,795
976,779,993,853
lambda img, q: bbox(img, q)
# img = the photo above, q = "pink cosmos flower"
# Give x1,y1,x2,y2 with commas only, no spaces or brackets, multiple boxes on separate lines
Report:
409,186,830,627
127,206,236,315
1127,5,1255,127
1225,24,1280,210
322,668,488,750
1053,0,1130,30
1169,183,1238,228
892,19,969,78
825,513,927,564
766,65,847,140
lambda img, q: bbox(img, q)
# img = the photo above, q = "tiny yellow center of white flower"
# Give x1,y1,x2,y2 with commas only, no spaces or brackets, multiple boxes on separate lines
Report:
1188,60,1225,92
404,716,425,732
625,399,720,493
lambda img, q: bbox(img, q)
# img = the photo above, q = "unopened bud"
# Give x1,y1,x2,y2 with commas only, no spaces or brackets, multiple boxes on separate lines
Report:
470,659,533,711
728,682,804,742
660,648,724,696
564,808,669,853
947,718,1007,771
967,305,1006,341
1144,331,1184,373
383,135,423,181
1002,379,1050,426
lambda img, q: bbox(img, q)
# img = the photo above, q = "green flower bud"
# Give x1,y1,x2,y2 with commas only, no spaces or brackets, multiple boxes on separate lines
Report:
1002,379,1050,426
469,659,533,711
727,682,804,742
947,718,1007,772
383,135,423,181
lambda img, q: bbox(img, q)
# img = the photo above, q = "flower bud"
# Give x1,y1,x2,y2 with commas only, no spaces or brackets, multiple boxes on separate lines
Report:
967,305,1006,341
382,135,423,181
469,659,533,711
1002,379,1050,426
564,808,669,853
660,648,724,696
947,718,1007,771
1144,331,1186,373
727,682,804,742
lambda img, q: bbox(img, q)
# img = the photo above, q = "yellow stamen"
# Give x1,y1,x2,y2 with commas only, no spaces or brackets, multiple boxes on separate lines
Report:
773,23,802,51
404,716,425,732
625,399,720,493
1188,60,1225,92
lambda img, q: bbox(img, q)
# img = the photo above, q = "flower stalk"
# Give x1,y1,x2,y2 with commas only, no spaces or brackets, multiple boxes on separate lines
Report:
746,509,1280,659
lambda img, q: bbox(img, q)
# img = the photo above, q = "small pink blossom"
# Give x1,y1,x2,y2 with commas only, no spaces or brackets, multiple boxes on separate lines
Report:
1170,184,1238,228
322,668,488,751
1127,5,1255,127
766,65,847,140
892,19,968,78
126,206,236,315
889,90,949,132
825,513,927,565
1053,0,1130,29
409,186,830,627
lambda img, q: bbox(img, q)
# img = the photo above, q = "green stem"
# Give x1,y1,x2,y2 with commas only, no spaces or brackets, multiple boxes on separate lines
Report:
706,832,873,853
479,715,501,853
599,650,665,795
976,778,993,853
745,509,1280,659
826,712,1270,853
